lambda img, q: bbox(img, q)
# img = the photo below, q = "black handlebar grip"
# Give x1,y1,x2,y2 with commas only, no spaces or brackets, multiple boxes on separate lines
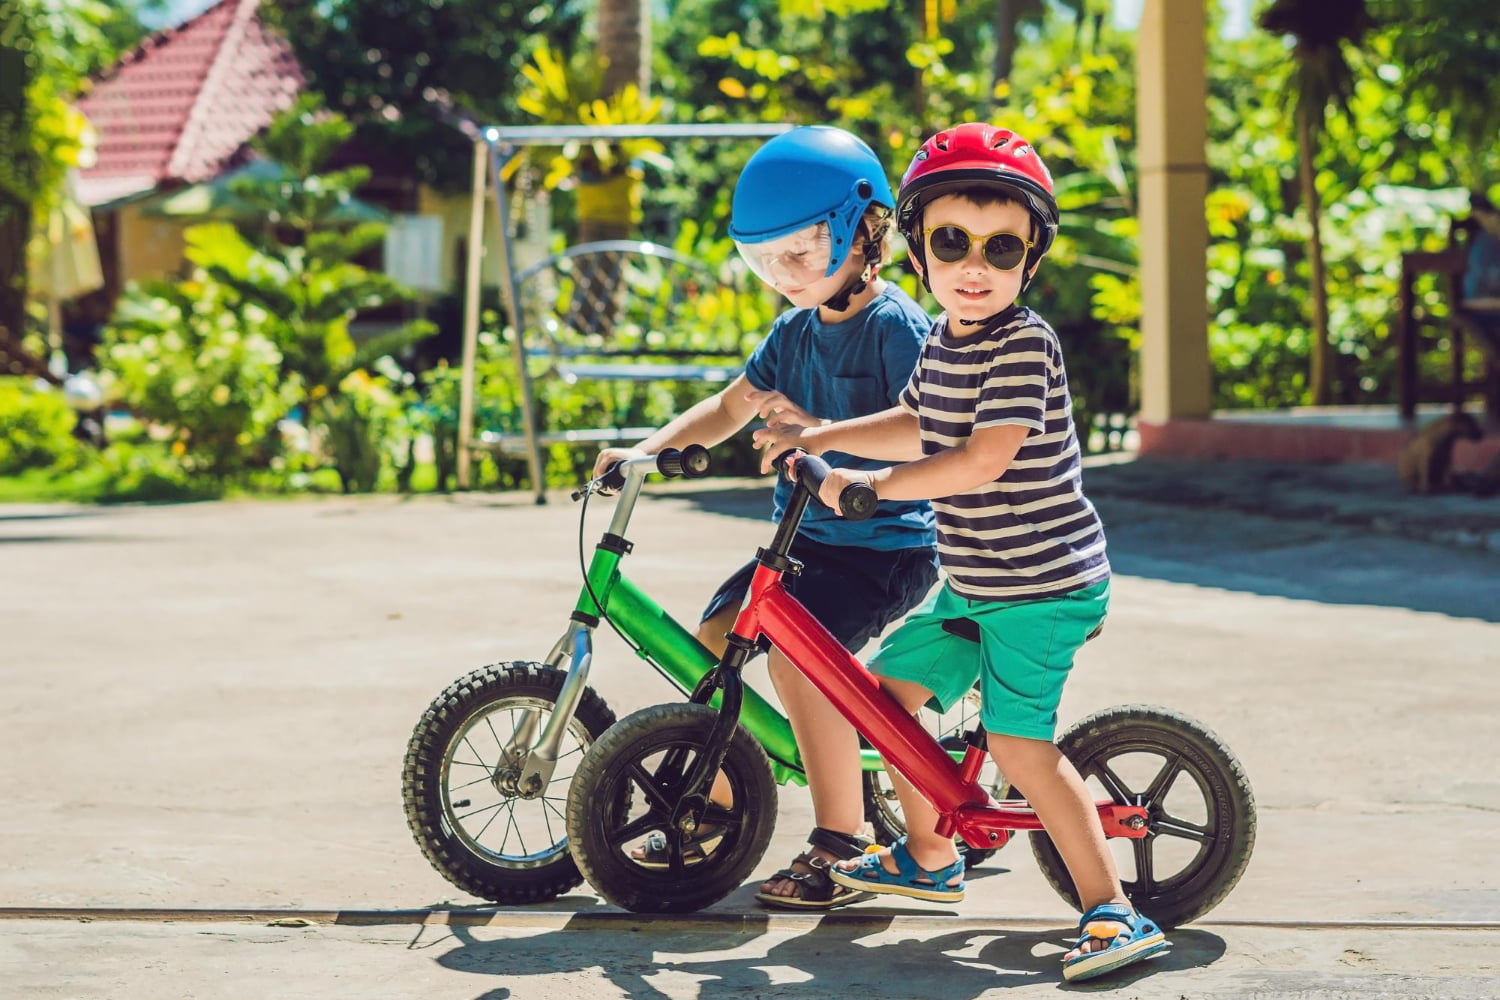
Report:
598,461,627,492
838,482,878,521
785,451,877,522
679,443,712,479
656,447,685,478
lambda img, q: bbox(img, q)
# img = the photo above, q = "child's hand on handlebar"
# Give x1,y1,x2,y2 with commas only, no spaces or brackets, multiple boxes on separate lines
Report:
817,467,876,516
754,423,817,474
592,446,646,483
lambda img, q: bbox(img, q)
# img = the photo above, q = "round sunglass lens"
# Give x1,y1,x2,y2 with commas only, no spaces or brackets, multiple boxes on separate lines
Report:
983,234,1027,270
929,226,971,263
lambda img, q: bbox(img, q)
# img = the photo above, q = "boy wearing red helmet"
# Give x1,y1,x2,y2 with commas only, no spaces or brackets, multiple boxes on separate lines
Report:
754,123,1167,982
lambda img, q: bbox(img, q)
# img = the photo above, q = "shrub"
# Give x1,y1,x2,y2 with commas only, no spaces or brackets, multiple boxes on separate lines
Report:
0,377,84,475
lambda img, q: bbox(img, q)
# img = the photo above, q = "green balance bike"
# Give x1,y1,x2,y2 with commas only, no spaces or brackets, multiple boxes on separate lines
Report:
401,446,1001,903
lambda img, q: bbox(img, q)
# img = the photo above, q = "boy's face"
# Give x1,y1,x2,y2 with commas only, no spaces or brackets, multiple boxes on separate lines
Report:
913,193,1037,329
766,237,866,311
739,221,871,310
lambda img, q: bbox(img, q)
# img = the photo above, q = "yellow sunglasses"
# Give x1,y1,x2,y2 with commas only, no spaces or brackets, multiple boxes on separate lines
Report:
925,225,1035,271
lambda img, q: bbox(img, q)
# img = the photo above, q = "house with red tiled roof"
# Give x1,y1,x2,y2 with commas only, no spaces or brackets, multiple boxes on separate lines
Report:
74,0,303,307
77,0,302,210
69,0,484,334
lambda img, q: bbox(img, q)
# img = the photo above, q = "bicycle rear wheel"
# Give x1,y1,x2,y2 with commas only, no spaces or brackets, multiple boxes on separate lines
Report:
1030,704,1256,929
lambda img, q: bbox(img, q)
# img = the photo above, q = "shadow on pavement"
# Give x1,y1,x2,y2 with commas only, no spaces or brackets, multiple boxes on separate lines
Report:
0,509,98,523
666,484,774,522
422,914,1225,999
0,533,131,545
1097,496,1500,623
664,479,1500,623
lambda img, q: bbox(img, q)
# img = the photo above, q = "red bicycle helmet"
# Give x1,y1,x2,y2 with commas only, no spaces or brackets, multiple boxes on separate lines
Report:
897,124,1059,278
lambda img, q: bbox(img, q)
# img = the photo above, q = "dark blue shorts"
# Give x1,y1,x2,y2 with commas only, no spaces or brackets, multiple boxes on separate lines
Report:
701,537,940,655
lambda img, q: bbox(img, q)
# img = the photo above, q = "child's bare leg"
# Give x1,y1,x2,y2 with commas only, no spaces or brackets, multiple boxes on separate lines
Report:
758,648,865,896
988,732,1127,955
834,676,961,884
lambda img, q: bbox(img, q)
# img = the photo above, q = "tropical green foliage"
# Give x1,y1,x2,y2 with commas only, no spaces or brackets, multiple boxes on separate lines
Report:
100,98,434,492
102,279,298,482
7,0,1500,504
1369,0,1500,192
0,374,81,473
265,0,586,191
1,0,126,378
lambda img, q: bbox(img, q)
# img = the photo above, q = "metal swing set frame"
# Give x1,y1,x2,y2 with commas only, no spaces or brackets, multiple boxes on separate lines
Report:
454,123,791,500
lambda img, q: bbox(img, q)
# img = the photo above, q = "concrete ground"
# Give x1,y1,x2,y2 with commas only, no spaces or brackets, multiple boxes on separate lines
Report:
3,456,1498,998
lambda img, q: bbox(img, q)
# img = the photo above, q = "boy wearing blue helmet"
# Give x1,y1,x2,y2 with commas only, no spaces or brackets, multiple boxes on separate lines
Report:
593,125,939,909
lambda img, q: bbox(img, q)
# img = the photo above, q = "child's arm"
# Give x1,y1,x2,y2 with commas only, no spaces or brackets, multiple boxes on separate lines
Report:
752,405,923,472
796,422,1028,513
863,423,1028,501
592,373,760,479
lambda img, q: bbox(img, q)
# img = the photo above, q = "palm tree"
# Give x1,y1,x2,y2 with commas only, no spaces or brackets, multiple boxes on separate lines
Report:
1371,0,1500,194
1258,0,1373,405
1,15,44,380
586,0,651,244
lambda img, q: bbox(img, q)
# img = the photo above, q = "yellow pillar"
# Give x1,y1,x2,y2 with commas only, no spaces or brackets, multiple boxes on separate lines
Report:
1137,0,1211,423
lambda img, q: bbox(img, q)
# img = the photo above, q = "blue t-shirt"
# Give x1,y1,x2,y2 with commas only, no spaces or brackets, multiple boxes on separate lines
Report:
744,283,936,551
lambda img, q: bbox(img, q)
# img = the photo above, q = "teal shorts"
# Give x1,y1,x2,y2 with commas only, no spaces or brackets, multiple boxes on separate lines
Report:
867,578,1110,741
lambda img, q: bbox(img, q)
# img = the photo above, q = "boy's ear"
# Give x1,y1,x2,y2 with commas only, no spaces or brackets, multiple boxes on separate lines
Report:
910,250,926,280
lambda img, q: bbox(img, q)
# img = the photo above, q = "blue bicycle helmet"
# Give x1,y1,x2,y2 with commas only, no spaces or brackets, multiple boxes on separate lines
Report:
730,125,895,278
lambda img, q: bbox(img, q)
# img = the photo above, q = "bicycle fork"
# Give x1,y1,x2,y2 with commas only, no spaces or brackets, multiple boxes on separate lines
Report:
500,616,596,798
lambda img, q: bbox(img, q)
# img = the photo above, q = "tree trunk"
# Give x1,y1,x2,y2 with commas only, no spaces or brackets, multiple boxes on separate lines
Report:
597,0,649,99
0,199,49,379
1297,108,1332,405
0,28,54,383
580,0,648,246
990,0,1037,109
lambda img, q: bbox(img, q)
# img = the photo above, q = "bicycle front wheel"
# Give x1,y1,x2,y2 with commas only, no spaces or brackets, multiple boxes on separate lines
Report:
568,702,777,913
401,661,617,903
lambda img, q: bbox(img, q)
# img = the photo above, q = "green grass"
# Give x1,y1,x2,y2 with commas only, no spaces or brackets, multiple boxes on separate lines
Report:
0,464,116,504
0,456,451,505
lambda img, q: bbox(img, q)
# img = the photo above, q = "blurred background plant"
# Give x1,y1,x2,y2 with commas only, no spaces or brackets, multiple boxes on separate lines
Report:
99,96,435,494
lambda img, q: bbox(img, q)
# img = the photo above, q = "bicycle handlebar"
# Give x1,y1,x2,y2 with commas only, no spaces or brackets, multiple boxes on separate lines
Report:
575,444,713,500
773,449,877,521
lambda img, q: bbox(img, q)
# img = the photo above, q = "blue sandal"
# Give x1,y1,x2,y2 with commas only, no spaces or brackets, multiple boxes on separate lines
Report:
826,836,965,903
1061,903,1169,982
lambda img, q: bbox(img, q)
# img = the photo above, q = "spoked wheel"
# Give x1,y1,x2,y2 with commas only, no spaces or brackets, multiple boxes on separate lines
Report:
863,685,1010,867
1031,704,1256,929
567,703,777,913
401,662,618,903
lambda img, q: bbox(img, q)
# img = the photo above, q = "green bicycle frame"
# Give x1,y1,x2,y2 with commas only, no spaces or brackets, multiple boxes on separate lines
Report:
571,504,891,785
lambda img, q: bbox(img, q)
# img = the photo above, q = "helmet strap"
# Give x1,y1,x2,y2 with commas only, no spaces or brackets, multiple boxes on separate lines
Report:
956,305,1022,334
821,271,866,313
820,238,880,313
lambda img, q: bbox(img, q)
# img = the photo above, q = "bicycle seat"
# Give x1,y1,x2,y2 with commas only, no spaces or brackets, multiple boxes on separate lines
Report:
940,618,1104,643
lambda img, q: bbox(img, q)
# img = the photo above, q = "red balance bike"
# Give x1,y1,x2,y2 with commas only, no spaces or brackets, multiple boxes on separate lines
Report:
566,452,1255,924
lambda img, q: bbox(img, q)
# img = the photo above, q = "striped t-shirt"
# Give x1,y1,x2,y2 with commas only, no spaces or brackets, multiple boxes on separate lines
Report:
898,307,1109,601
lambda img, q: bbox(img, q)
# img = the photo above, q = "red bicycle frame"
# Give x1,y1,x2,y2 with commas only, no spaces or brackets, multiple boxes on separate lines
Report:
720,454,1149,851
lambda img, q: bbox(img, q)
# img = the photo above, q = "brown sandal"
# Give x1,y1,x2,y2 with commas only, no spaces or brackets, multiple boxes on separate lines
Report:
755,827,876,910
